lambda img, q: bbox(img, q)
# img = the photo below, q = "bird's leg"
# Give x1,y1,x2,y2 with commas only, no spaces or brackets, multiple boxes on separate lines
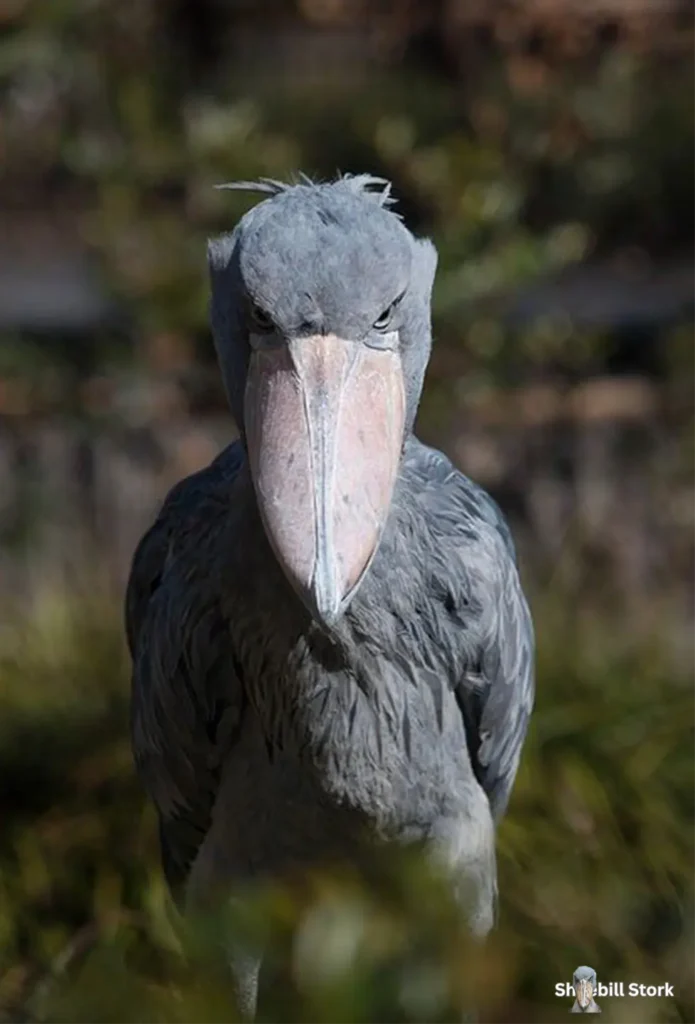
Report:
427,794,497,938
427,799,497,1024
229,946,262,1021
186,849,263,1019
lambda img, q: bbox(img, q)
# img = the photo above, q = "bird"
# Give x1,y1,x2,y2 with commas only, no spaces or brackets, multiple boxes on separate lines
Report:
571,966,601,1013
126,173,535,1018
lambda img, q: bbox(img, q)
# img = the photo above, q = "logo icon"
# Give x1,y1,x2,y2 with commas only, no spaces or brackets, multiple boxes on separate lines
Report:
571,966,602,1013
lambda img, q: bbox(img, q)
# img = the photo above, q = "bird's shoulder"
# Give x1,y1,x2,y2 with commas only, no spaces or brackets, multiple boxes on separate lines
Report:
125,440,245,654
402,437,517,569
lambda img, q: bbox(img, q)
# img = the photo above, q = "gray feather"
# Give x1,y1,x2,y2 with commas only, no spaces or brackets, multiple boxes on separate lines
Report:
215,172,401,215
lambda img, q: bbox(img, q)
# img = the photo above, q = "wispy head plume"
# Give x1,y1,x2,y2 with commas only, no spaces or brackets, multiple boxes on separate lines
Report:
215,172,401,217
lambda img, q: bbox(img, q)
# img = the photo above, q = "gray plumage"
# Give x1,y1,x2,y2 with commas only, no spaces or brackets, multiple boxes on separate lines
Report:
571,966,601,1013
127,173,534,1016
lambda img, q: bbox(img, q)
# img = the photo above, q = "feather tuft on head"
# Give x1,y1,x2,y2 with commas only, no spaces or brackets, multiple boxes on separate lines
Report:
215,172,401,217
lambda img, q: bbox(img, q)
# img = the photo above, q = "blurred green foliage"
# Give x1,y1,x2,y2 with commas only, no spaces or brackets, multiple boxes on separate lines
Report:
0,0,692,393
0,588,691,1023
0,2,693,1022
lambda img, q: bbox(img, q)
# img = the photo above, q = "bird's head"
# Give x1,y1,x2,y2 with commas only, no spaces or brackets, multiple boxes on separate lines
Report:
572,966,598,1010
208,174,437,627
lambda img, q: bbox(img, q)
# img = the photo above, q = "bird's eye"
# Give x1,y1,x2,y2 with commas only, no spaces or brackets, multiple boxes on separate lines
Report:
373,290,405,333
249,303,274,332
373,304,395,333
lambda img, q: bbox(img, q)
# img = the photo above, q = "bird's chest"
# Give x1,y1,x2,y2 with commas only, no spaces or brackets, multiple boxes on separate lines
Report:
294,665,470,835
223,508,476,839
230,615,470,839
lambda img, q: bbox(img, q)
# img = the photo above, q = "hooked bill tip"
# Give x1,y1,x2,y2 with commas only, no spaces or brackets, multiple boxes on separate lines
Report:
245,332,406,626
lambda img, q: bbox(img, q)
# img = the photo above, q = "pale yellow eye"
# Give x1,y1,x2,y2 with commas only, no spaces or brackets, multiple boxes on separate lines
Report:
373,288,406,332
374,303,395,331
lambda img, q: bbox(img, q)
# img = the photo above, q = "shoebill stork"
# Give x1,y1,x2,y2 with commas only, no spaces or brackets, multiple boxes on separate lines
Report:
126,174,534,1017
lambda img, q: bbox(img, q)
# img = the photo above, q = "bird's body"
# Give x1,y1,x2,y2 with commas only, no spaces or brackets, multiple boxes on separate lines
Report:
127,174,534,1016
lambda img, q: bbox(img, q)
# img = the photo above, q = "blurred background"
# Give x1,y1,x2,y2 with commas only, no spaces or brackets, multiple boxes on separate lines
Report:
0,1,693,1021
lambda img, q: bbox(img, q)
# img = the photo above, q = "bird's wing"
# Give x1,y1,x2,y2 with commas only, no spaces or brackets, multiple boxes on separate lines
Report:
455,524,535,822
126,443,246,897
413,442,535,822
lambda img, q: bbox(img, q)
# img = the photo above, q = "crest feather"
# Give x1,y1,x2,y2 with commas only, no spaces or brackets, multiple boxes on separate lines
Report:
215,172,401,216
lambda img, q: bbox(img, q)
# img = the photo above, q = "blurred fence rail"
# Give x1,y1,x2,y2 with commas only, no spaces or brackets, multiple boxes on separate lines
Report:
0,374,691,623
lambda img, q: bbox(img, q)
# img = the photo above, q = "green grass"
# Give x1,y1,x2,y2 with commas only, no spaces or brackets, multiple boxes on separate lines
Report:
0,585,692,1023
